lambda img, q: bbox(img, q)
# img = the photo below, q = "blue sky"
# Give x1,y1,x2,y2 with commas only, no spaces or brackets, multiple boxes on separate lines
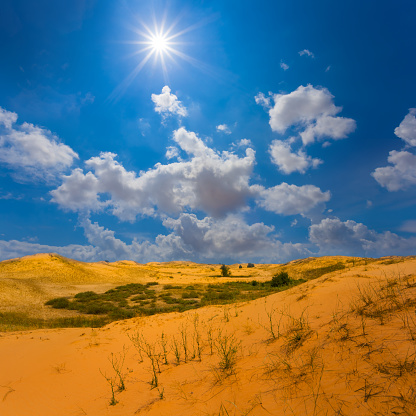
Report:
1,0,416,263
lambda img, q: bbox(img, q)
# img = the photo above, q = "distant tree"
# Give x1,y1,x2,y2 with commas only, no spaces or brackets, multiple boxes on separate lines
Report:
270,271,291,287
239,265,242,269
220,264,231,277
247,263,255,268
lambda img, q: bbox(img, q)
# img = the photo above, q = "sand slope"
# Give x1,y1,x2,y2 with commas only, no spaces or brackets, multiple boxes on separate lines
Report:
1,256,416,415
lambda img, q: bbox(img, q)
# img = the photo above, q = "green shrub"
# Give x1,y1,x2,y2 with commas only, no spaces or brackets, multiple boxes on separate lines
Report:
74,291,99,302
45,297,70,309
271,271,291,287
247,263,255,268
250,280,258,286
220,264,230,277
81,302,114,315
181,291,199,299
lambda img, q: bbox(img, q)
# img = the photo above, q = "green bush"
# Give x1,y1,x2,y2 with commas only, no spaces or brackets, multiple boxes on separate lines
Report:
45,297,70,309
74,291,99,302
247,263,255,268
220,264,230,277
271,272,291,287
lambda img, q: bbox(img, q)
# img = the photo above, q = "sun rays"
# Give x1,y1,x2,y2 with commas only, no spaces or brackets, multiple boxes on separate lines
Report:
108,13,220,102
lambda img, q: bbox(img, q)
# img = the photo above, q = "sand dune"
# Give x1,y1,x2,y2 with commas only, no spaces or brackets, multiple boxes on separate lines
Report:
1,255,416,415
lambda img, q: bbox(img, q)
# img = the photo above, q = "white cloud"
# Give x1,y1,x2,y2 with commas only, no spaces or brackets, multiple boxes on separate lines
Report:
163,213,310,262
372,150,416,191
261,85,356,146
0,107,78,182
325,65,331,72
255,183,330,216
51,128,257,220
151,86,187,117
0,215,311,263
309,217,416,256
269,139,322,174
373,108,416,191
0,107,18,129
299,114,356,145
216,124,231,134
299,49,315,58
165,146,180,160
0,239,99,263
280,61,289,71
237,138,253,147
399,220,416,234
394,108,416,147
254,92,272,109
50,169,103,212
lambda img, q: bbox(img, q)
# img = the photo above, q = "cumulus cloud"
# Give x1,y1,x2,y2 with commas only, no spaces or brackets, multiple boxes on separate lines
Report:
216,124,231,134
280,61,289,71
269,139,322,174
255,183,330,216
0,107,18,129
394,108,416,147
51,128,257,220
299,114,356,145
163,213,310,262
372,150,416,191
299,49,315,58
257,85,356,146
50,169,103,212
151,86,187,118
0,239,99,263
0,107,78,182
0,214,311,263
309,217,416,257
373,108,416,191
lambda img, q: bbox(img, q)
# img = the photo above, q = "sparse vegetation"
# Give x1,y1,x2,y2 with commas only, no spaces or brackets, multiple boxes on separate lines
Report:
43,277,305,327
0,311,109,331
302,262,346,280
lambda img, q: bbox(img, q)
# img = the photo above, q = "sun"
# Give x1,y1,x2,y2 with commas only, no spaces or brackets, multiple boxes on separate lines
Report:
108,15,216,101
150,34,169,53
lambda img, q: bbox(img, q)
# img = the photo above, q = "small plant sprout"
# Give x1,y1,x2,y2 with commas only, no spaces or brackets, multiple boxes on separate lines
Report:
127,330,144,363
179,323,189,363
215,330,241,375
171,335,181,364
100,347,128,405
192,313,202,361
159,331,169,365
223,306,230,322
100,368,119,406
207,324,215,355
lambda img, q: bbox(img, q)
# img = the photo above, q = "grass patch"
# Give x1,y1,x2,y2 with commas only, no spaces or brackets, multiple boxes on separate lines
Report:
0,311,109,332
40,277,306,330
302,262,346,280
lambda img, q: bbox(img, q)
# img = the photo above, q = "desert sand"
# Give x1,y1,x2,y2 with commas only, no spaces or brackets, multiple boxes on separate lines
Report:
1,254,416,415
